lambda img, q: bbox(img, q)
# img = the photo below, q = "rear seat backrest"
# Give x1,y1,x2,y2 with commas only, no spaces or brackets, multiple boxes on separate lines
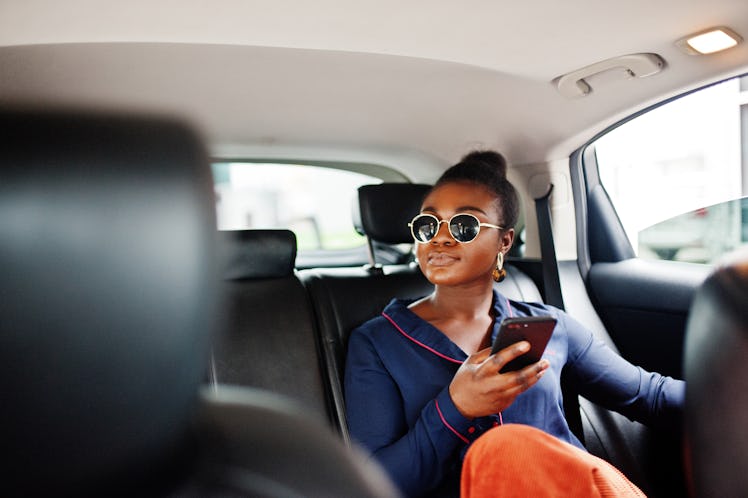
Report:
302,266,434,442
300,183,544,444
212,229,331,424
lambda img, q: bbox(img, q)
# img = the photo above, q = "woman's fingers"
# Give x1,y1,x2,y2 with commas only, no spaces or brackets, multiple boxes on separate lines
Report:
485,340,530,373
468,346,494,364
501,359,550,393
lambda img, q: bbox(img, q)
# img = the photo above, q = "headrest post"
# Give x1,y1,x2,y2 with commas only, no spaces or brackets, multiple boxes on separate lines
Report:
364,236,384,274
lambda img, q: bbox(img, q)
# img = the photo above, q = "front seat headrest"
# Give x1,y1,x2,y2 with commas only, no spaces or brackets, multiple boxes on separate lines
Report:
0,108,219,495
684,249,748,497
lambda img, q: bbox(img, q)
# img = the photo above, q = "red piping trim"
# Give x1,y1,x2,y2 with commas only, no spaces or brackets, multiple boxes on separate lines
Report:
382,312,462,364
435,399,470,444
500,299,511,425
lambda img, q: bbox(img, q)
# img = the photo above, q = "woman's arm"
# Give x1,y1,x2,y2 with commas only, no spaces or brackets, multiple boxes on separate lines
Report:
345,329,470,497
562,313,685,430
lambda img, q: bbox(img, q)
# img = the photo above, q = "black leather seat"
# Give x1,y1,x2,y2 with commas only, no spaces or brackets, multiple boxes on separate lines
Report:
0,108,398,497
212,229,331,423
683,250,748,498
300,182,543,444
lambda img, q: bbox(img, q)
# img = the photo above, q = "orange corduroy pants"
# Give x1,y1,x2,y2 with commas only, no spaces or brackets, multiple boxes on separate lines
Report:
461,424,646,498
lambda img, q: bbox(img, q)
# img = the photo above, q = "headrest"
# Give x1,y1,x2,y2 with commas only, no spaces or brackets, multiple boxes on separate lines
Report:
219,229,297,280
684,250,748,497
354,183,432,244
0,108,218,495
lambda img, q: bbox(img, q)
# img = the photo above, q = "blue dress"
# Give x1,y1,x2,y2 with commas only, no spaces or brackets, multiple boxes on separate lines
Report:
344,289,684,498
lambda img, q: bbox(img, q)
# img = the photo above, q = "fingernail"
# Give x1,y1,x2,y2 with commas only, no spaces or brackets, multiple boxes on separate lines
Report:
516,341,530,353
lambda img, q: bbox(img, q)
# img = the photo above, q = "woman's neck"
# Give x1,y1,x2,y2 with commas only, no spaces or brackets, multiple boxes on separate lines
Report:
429,282,495,320
409,281,496,354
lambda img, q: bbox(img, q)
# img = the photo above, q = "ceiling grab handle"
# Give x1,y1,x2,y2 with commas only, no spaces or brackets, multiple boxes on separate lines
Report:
553,53,666,99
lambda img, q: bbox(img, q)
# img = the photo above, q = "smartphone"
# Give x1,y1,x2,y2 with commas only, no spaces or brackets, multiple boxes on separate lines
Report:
490,316,557,373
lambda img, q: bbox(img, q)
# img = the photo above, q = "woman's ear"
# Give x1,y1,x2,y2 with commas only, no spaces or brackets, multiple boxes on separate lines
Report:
500,228,515,254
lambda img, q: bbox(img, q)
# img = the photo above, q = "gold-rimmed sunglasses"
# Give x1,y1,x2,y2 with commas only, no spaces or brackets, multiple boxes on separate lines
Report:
408,213,503,244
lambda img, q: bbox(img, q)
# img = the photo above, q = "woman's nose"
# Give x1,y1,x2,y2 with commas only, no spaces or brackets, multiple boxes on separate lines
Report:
431,220,453,243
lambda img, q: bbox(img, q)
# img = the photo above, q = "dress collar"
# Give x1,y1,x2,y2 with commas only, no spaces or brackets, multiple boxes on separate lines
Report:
381,289,514,362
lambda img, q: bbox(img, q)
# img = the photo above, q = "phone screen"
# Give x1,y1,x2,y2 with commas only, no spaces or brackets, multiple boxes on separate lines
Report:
491,316,556,373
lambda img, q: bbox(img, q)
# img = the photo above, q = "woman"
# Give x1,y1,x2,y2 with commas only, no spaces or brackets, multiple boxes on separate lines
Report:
344,150,684,498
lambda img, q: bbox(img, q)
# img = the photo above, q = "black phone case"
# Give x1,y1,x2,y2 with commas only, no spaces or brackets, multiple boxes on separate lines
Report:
491,316,557,373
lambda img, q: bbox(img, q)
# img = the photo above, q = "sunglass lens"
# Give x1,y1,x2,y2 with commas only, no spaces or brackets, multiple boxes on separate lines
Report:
412,215,437,242
449,214,480,242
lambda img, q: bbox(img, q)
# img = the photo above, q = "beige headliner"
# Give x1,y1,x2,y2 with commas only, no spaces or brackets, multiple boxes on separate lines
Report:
2,0,748,179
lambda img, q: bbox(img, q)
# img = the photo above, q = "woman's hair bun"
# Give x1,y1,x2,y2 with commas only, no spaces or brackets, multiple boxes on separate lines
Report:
436,149,508,186
459,150,508,180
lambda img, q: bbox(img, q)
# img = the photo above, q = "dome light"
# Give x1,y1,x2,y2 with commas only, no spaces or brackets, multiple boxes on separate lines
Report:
677,27,742,55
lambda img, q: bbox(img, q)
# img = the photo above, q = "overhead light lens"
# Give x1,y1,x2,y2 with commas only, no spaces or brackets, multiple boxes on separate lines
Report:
681,27,742,55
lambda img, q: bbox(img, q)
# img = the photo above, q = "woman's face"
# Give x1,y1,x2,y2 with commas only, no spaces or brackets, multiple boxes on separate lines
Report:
414,181,513,287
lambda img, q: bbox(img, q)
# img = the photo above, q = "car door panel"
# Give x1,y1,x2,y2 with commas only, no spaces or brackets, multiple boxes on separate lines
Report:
587,258,710,378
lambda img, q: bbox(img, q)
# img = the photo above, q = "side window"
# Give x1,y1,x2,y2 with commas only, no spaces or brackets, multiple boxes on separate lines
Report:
593,75,748,264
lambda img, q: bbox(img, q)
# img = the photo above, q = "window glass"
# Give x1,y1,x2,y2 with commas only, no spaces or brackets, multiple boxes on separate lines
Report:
212,162,385,251
594,75,748,264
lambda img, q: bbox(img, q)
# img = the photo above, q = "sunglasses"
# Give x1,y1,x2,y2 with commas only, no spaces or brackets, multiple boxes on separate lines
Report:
408,213,503,244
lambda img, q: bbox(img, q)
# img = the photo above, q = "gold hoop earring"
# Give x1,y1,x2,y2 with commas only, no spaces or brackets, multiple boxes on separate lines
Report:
492,252,506,283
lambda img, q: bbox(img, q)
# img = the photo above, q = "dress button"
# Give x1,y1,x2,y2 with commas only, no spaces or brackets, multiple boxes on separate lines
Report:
493,421,500,427
468,426,476,434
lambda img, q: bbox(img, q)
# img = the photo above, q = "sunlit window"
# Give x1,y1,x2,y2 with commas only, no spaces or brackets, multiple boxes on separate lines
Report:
594,75,748,264
212,162,387,252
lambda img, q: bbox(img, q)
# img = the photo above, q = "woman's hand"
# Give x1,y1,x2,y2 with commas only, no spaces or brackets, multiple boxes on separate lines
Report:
449,341,550,419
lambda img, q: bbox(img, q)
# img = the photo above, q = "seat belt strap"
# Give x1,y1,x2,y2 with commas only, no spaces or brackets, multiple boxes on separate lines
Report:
534,185,565,310
535,184,584,443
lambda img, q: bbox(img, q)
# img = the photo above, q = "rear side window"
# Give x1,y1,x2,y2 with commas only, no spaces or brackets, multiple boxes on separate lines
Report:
212,162,394,253
593,75,748,264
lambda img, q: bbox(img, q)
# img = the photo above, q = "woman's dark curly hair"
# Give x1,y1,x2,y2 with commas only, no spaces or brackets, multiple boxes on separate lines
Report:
433,150,519,229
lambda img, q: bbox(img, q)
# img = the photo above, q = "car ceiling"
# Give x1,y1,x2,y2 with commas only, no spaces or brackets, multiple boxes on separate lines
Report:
2,0,748,178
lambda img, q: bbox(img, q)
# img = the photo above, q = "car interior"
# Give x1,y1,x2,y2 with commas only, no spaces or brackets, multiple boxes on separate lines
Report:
2,1,748,497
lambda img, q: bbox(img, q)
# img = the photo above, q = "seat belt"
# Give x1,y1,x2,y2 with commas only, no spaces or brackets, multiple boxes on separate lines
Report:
534,184,584,444
534,185,564,310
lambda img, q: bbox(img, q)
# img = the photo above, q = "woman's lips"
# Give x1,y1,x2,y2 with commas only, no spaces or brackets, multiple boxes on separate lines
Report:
427,252,459,266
